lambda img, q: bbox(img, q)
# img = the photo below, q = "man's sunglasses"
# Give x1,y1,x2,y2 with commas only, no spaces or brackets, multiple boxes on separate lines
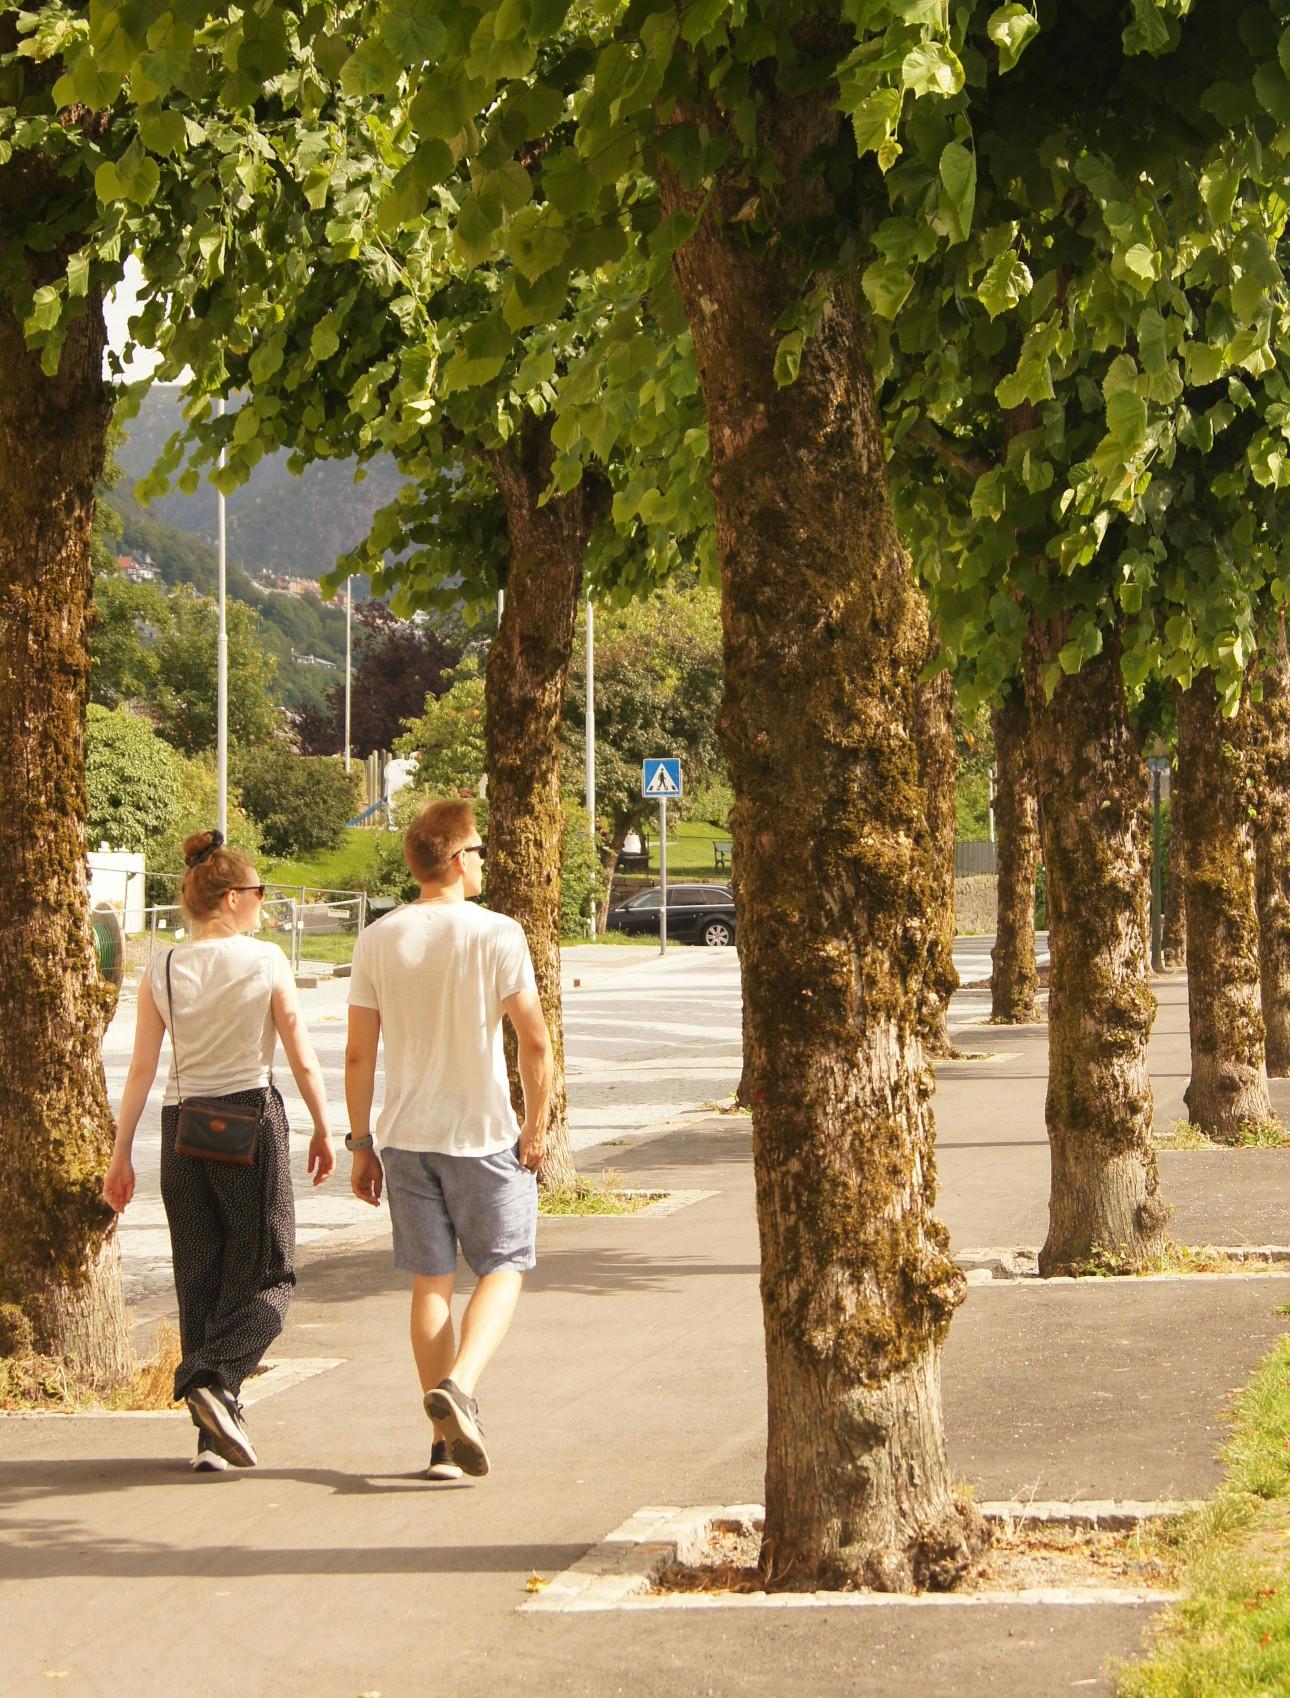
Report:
458,843,487,860
231,884,267,899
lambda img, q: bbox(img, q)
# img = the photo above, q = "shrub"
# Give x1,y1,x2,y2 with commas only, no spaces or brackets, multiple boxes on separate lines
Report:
560,801,602,940
233,745,363,860
86,705,183,854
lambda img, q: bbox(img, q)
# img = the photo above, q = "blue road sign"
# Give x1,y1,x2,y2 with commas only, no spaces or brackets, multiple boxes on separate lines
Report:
642,758,683,798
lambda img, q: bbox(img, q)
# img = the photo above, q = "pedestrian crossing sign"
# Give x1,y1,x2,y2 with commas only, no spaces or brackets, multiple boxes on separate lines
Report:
642,758,683,798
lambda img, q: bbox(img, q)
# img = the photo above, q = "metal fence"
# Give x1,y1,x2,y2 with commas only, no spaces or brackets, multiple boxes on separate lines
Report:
129,885,368,976
955,840,998,877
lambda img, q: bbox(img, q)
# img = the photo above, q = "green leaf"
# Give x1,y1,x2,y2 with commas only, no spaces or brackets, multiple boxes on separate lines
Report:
977,250,1032,318
341,38,401,97
379,0,447,62
1121,243,1159,288
28,285,61,334
1137,308,1168,376
455,193,501,266
139,109,186,157
937,141,976,244
505,205,568,281
65,252,90,299
862,257,914,320
310,316,341,362
1104,356,1147,450
986,5,1041,73
849,88,903,161
774,330,804,387
441,312,515,394
901,42,965,98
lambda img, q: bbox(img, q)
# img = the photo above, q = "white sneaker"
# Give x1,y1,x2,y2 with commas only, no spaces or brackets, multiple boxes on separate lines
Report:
192,1435,229,1473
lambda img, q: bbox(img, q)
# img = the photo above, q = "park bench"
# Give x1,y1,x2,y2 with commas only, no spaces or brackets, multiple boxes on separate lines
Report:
713,842,732,871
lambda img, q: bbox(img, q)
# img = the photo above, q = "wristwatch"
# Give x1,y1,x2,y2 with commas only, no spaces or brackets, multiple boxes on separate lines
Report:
344,1133,375,1152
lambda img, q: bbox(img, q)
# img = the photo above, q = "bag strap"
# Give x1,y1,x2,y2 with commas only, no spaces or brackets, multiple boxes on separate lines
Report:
163,945,276,1102
164,948,185,1104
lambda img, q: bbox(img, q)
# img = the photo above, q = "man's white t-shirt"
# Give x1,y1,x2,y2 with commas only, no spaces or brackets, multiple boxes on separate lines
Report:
148,936,291,1104
347,901,537,1157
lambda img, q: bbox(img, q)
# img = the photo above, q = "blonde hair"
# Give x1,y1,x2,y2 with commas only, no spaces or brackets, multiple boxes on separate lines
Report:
179,830,256,922
404,799,477,883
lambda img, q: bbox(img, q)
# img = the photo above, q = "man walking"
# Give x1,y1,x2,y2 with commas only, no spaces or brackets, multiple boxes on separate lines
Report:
345,798,552,1479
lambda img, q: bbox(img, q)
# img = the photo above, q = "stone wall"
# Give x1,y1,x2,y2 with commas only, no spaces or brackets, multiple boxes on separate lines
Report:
955,874,998,936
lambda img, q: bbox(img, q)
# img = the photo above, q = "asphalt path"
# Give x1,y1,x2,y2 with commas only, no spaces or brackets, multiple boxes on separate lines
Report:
102,932,1045,1305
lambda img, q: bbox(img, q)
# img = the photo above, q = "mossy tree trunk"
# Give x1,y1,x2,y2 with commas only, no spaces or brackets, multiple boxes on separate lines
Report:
1253,625,1290,1077
483,419,603,1193
989,685,1040,1023
913,625,961,1059
1161,777,1186,970
660,92,981,1593
0,158,130,1383
1176,674,1273,1136
1023,622,1169,1274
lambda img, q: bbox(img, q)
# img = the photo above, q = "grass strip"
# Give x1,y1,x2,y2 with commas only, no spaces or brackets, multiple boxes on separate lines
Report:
539,1170,661,1216
0,1320,181,1412
1115,1333,1290,1697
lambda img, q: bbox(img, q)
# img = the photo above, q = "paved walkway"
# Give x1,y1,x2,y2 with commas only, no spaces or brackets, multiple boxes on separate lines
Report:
3,968,1287,1696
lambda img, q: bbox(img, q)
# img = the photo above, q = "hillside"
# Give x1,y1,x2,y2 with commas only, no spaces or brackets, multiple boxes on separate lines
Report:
113,386,403,580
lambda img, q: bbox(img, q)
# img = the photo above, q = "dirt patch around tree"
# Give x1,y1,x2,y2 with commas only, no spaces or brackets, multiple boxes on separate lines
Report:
651,1507,1181,1598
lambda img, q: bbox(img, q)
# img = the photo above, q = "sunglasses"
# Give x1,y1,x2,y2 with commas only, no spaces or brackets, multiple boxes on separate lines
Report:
458,843,487,860
231,884,267,899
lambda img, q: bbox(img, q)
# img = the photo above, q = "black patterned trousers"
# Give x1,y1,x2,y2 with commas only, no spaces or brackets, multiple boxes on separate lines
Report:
160,1086,297,1400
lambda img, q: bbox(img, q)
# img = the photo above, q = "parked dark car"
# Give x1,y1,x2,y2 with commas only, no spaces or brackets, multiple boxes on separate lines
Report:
606,883,736,947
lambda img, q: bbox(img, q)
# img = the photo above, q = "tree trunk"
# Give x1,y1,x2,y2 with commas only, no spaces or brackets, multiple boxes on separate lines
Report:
912,625,961,1059
1023,623,1169,1274
1253,625,1290,1076
1176,673,1273,1136
483,420,603,1192
661,101,981,1592
0,212,129,1382
1161,775,1186,969
989,686,1040,1022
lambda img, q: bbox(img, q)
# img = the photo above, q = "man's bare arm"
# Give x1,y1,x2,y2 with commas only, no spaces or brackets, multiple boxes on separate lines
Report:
345,1005,384,1205
502,987,553,1173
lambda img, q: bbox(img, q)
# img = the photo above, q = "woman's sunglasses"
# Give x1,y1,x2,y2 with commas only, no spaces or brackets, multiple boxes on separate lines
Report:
231,884,267,899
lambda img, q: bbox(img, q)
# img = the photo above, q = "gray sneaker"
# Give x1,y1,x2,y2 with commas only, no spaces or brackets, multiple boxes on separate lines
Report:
191,1433,229,1473
423,1379,489,1477
186,1382,257,1468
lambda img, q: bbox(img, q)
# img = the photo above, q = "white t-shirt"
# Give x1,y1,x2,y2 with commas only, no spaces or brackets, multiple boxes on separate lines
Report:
347,901,537,1157
149,937,291,1104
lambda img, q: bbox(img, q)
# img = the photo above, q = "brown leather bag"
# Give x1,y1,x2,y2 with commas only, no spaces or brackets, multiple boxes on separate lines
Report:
165,951,267,1165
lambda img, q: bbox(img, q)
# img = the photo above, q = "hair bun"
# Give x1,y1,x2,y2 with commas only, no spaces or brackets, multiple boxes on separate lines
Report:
182,829,225,868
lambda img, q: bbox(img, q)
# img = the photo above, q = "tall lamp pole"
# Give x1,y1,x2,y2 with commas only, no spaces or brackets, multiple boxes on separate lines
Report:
215,397,228,837
585,597,595,844
1147,739,1169,973
343,578,352,773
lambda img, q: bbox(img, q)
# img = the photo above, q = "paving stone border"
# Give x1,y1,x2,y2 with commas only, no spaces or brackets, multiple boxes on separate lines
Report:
956,1245,1290,1283
521,1502,1188,1613
0,1356,344,1421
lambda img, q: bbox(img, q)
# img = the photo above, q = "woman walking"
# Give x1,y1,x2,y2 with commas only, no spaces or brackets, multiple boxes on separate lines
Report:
104,830,335,1470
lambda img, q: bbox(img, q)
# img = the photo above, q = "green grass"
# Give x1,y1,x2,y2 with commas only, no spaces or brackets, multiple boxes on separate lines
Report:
260,829,389,895
1156,1118,1290,1151
538,1170,662,1215
643,817,732,880
263,932,357,967
1115,1336,1290,1697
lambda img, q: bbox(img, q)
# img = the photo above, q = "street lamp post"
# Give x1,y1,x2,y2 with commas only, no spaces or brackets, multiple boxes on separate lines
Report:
215,397,228,837
1147,740,1170,973
343,578,352,774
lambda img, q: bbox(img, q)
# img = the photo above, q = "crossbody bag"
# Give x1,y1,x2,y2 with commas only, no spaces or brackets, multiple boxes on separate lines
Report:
164,948,274,1165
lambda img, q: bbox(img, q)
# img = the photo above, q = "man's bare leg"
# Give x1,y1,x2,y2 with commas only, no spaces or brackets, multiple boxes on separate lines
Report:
411,1274,456,1438
449,1269,524,1396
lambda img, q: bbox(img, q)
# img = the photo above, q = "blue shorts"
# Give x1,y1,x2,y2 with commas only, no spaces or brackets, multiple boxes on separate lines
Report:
381,1143,537,1279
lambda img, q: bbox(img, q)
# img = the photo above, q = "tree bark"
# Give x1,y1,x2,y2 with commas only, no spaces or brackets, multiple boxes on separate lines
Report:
1161,776,1186,969
483,419,603,1192
0,193,130,1382
661,95,981,1592
990,686,1040,1023
1253,625,1290,1076
1176,674,1273,1136
1023,623,1169,1274
912,626,961,1059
